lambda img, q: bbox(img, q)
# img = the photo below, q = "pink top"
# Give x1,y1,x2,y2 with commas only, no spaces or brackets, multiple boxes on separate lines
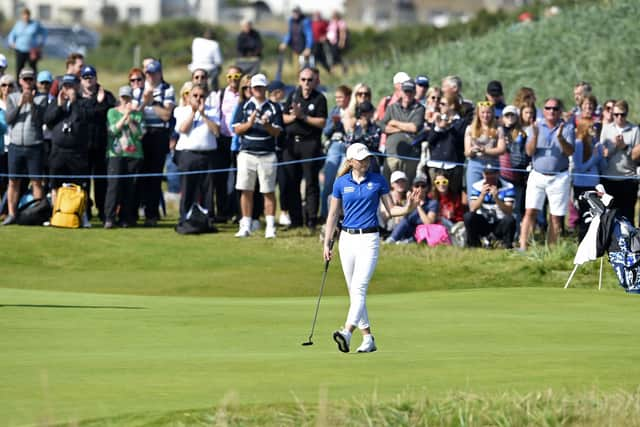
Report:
220,87,239,137
327,19,346,45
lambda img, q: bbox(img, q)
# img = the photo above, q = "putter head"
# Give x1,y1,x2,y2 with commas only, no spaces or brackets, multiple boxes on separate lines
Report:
301,341,313,346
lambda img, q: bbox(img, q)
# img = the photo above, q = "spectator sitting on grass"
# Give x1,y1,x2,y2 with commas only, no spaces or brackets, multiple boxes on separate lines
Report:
464,164,516,248
379,170,409,234
384,174,438,244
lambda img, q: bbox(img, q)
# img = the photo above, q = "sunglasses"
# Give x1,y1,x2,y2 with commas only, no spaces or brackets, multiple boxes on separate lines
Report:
544,106,560,111
0,83,9,87
192,94,204,99
130,77,143,82
82,75,94,80
504,112,517,117
356,92,370,96
605,106,613,111
22,77,33,81
414,183,427,188
477,101,493,107
226,73,241,80
614,112,627,117
193,74,206,80
300,77,313,82
434,178,449,186
182,91,190,97
429,96,439,100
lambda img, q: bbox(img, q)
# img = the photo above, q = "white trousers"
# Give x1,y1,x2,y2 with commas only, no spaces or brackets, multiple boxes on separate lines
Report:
338,231,380,330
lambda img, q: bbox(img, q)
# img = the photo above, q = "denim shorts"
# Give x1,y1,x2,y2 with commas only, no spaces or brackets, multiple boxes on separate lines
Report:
8,144,43,179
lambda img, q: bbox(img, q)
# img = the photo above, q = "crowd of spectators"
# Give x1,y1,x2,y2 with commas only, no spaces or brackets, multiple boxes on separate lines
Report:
1,7,639,251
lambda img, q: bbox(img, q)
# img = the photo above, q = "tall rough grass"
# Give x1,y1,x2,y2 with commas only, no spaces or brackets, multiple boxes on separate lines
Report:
357,0,640,121
73,388,640,426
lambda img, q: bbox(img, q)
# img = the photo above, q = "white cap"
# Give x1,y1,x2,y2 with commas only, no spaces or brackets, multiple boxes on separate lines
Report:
390,170,408,183
0,54,7,68
392,71,411,85
250,73,268,87
503,105,519,116
346,143,372,161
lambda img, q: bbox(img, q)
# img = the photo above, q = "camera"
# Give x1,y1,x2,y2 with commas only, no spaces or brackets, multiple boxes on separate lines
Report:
439,114,448,122
62,122,72,134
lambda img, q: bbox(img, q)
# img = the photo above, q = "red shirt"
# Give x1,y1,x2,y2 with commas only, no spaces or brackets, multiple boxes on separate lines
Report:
312,19,328,42
438,192,465,223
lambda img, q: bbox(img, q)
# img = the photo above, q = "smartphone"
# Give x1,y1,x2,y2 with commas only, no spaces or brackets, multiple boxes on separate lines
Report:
485,174,497,186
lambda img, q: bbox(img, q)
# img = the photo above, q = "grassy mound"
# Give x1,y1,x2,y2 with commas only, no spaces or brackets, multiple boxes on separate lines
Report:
356,0,640,120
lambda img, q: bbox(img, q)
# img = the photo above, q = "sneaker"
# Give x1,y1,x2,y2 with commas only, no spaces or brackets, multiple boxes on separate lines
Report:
265,225,276,239
104,220,114,229
82,214,92,229
332,329,351,353
356,336,377,353
278,212,291,226
1,214,16,226
235,226,251,238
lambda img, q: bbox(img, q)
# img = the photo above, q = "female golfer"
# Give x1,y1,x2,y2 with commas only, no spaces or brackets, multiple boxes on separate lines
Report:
323,143,393,353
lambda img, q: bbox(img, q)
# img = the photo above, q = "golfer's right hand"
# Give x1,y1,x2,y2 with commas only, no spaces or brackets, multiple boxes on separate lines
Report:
323,245,332,262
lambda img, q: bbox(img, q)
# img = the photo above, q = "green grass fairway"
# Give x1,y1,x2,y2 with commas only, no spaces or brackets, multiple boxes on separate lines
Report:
2,286,640,426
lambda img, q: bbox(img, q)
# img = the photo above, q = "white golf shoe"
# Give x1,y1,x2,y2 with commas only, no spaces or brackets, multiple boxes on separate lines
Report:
332,329,351,353
234,226,251,238
278,212,291,226
265,225,276,239
356,335,377,353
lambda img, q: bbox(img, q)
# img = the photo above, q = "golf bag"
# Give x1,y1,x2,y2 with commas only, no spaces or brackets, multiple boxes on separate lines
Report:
581,189,640,293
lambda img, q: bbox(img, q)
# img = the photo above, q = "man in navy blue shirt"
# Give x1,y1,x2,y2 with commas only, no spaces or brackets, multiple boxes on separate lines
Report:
232,74,283,238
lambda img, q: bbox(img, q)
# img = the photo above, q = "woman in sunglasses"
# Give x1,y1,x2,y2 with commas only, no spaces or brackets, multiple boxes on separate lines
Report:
464,101,506,191
431,169,465,246
599,100,640,225
127,67,145,110
343,82,371,132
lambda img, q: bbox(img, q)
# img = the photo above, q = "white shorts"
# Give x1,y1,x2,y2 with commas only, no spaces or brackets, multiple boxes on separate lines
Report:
525,169,571,216
235,151,277,193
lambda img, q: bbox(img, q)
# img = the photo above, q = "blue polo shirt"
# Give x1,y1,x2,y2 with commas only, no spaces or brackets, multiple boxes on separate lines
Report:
532,120,575,174
332,172,390,229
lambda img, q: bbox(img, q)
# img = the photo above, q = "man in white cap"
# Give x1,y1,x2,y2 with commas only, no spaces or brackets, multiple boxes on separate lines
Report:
374,71,411,154
232,74,283,238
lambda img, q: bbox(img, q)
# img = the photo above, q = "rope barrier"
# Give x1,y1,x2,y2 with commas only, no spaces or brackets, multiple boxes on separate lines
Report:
0,152,638,181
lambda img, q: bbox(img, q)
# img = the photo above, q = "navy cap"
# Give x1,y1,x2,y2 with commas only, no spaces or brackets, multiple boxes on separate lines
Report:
484,164,499,173
487,80,503,96
401,80,416,92
415,75,429,87
81,65,97,78
62,74,79,85
145,60,162,74
267,80,285,92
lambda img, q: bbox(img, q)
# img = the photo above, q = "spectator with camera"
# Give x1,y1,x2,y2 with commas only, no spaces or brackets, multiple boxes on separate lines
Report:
464,164,516,248
44,74,94,224
320,84,351,221
2,68,48,226
104,86,145,228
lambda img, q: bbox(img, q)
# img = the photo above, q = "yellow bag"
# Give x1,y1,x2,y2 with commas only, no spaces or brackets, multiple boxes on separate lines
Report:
51,184,87,228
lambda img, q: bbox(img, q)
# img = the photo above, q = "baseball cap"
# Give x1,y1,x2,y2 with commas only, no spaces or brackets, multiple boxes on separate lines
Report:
62,74,79,85
401,80,416,92
0,54,7,68
0,74,15,86
415,75,429,87
390,170,408,183
37,70,53,83
145,60,162,74
81,65,97,78
19,68,35,79
250,73,268,88
346,143,372,161
503,105,519,116
413,174,429,185
267,80,285,91
487,80,503,97
119,85,133,98
392,71,411,85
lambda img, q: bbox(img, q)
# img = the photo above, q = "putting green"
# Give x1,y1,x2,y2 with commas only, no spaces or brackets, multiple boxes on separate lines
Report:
2,286,639,426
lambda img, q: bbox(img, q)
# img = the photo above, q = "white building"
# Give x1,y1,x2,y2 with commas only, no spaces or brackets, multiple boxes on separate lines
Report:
0,0,220,25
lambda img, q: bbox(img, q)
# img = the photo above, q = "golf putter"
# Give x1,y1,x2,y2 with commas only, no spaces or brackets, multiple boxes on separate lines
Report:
302,235,336,346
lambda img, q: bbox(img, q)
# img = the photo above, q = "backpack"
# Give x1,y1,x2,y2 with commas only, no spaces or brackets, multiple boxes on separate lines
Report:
175,203,218,235
16,198,51,226
50,184,87,229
